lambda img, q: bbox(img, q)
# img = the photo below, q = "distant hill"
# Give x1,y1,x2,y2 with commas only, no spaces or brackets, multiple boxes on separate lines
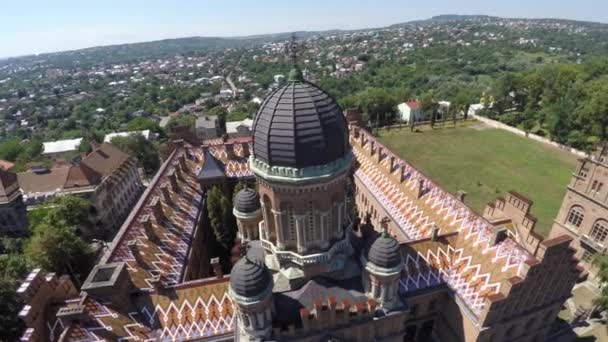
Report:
3,14,607,68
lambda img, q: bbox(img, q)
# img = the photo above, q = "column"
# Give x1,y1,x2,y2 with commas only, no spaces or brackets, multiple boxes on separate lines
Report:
320,212,330,249
337,202,344,237
295,215,306,254
272,210,284,249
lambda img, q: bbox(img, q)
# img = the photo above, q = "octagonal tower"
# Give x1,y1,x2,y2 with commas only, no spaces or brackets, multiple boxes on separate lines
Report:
250,68,355,289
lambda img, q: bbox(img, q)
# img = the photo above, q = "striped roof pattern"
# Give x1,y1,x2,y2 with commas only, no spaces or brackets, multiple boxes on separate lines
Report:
351,130,532,318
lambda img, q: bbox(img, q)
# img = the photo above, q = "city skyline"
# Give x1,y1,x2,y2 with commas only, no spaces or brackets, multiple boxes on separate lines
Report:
1,0,608,58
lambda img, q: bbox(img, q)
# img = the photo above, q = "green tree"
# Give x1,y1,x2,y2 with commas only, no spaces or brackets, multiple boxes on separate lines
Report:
43,195,96,236
127,117,161,132
111,134,160,175
207,186,236,250
357,88,397,130
593,254,608,312
0,138,24,162
25,224,93,285
0,277,25,341
420,92,438,128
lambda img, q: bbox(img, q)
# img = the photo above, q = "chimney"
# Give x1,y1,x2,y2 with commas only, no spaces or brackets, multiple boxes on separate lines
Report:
174,164,185,181
211,257,223,278
431,224,440,241
389,156,396,172
225,143,236,160
376,147,383,163
160,183,173,206
149,196,164,223
491,227,509,246
457,190,467,203
241,143,250,158
56,304,90,328
300,308,311,330
360,133,366,147
179,154,189,172
149,275,164,292
140,215,159,243
168,170,180,193
400,165,408,183
417,179,425,199
127,240,147,268
370,141,376,156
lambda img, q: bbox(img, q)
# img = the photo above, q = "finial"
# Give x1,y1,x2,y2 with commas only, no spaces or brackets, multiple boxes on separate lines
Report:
286,33,304,82
287,33,299,66
380,217,391,236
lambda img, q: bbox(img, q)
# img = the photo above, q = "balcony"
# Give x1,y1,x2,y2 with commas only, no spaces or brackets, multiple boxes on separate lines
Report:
260,221,353,266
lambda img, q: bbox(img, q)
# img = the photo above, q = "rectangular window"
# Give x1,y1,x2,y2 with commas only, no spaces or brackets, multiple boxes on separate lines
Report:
579,168,589,178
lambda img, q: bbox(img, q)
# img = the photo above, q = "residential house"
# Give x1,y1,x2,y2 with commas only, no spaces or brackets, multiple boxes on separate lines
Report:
195,115,220,140
397,100,423,123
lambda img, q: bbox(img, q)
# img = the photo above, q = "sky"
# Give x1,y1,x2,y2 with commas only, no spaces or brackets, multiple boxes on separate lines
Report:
0,0,607,58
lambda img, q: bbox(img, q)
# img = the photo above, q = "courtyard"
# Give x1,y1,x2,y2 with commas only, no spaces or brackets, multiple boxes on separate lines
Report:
377,121,579,236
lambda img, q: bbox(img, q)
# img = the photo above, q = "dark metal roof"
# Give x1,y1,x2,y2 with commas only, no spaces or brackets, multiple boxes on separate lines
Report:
229,256,272,298
197,150,225,181
234,188,260,213
368,233,402,269
252,80,349,168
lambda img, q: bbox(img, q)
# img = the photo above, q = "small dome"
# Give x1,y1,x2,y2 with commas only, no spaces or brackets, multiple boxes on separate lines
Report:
234,188,260,214
230,256,272,298
368,232,402,269
252,72,349,169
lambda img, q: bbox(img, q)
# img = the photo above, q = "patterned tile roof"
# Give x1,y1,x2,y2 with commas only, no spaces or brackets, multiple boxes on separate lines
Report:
101,144,204,289
43,278,235,342
351,130,533,318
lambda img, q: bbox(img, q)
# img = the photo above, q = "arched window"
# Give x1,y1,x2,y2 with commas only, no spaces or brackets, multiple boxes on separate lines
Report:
566,206,585,228
590,219,608,244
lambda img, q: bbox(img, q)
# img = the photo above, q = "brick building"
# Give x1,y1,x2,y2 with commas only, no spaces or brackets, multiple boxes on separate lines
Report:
549,145,608,268
17,69,582,341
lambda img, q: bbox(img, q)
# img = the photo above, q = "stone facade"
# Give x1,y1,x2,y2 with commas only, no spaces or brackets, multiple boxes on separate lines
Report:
549,145,608,268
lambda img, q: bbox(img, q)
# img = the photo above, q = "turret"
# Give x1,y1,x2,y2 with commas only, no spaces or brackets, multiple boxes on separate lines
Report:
229,254,274,341
233,188,262,242
362,230,404,311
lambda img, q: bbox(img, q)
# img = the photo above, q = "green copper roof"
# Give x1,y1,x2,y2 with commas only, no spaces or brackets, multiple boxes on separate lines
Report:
288,67,304,82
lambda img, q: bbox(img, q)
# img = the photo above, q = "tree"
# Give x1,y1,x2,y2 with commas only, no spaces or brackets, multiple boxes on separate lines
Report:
420,92,438,128
111,134,160,175
43,195,96,236
0,277,25,341
0,139,24,162
25,224,93,285
357,88,398,130
207,186,237,250
593,254,608,312
581,81,608,141
127,117,160,132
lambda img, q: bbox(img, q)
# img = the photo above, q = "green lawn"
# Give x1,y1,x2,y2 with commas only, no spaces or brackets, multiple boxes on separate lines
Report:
377,121,578,237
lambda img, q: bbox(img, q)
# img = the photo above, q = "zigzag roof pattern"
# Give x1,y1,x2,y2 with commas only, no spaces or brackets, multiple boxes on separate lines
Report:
102,145,205,289
43,278,235,341
205,141,253,178
351,130,533,318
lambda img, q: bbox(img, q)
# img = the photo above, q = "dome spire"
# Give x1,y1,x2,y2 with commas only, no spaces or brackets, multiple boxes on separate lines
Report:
286,33,304,82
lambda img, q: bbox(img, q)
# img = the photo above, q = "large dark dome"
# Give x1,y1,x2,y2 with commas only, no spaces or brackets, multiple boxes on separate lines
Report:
252,74,349,168
368,232,402,269
229,256,272,298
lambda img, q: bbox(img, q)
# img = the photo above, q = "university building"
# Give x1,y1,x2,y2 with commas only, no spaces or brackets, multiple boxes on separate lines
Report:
549,145,608,267
17,68,582,341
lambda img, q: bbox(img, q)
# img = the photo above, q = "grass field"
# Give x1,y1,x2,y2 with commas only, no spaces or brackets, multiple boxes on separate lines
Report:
377,121,578,237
